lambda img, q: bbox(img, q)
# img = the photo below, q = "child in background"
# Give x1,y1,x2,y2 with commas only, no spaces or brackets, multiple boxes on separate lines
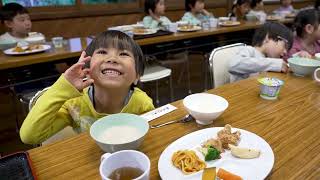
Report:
288,9,320,58
143,0,171,29
20,30,155,145
229,0,251,20
274,0,295,15
0,3,31,46
229,22,293,82
248,0,266,21
182,0,213,26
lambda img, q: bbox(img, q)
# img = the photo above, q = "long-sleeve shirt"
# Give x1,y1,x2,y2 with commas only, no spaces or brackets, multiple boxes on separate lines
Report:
143,15,171,29
287,36,320,58
229,46,283,82
181,12,213,25
20,75,155,144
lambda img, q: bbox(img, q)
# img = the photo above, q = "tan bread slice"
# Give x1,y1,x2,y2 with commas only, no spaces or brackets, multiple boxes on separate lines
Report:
229,144,261,159
202,167,216,180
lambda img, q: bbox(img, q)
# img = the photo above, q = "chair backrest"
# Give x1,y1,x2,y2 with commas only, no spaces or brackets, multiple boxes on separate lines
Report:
209,43,246,88
28,87,77,145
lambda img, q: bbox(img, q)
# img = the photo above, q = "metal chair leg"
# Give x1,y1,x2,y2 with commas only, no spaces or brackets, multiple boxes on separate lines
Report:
155,80,160,106
169,75,174,102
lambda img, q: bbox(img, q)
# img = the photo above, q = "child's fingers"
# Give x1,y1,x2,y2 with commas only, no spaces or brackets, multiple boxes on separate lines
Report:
82,78,94,88
78,51,86,62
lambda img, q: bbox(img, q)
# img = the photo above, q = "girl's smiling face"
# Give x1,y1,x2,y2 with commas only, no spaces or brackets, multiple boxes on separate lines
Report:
89,47,138,89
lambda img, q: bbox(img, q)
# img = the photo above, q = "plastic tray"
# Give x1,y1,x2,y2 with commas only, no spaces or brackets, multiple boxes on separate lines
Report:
0,152,37,180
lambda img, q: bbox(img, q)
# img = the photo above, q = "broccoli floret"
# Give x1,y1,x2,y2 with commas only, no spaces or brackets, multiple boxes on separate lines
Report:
205,146,221,161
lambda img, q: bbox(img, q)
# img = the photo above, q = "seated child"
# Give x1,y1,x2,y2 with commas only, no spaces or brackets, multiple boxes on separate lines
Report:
143,0,171,29
288,9,320,58
182,0,213,26
248,0,266,21
229,0,251,20
274,0,295,15
229,22,293,82
20,30,155,144
0,3,31,46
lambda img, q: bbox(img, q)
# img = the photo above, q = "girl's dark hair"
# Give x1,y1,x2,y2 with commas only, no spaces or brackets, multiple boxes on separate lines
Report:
250,0,263,9
0,3,29,24
185,0,204,11
294,9,320,38
144,0,160,14
252,22,293,50
230,0,251,17
85,30,145,77
315,0,320,10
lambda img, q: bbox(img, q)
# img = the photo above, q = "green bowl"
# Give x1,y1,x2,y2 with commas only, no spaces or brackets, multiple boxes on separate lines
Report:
0,40,17,50
90,113,149,153
288,57,320,76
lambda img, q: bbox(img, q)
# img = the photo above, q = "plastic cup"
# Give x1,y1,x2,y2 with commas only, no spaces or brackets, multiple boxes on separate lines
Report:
52,37,64,48
258,77,284,100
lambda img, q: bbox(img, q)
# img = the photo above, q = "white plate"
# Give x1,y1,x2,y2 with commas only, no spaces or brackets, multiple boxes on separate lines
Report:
4,44,51,55
219,21,241,27
177,26,202,32
133,29,157,35
158,127,274,180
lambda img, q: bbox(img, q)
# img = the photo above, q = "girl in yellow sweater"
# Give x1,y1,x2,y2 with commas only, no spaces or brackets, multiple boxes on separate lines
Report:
20,30,155,144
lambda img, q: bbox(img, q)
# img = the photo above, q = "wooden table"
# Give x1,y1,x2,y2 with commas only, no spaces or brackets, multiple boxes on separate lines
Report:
28,72,320,180
0,21,265,71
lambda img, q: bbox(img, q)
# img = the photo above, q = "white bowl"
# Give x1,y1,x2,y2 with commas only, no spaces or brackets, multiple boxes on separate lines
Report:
183,93,228,125
25,35,45,44
288,57,320,76
90,113,149,153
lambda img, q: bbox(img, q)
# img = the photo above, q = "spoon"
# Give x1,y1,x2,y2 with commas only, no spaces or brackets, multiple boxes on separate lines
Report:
150,114,194,129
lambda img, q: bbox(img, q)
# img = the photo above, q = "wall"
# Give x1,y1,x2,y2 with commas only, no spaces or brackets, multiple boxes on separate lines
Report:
0,0,314,38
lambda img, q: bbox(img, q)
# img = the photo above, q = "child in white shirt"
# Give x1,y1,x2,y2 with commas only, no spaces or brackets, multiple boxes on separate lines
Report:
0,3,31,46
229,22,293,82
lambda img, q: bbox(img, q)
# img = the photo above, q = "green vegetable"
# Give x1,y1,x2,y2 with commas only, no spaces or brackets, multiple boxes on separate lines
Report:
205,146,221,161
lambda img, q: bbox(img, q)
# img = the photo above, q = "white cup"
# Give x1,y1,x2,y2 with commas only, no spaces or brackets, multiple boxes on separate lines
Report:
209,18,218,28
100,150,150,180
314,68,320,82
52,37,63,48
201,21,210,30
165,23,178,33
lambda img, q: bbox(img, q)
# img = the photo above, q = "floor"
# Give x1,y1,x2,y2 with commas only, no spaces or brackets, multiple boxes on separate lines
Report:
0,52,209,156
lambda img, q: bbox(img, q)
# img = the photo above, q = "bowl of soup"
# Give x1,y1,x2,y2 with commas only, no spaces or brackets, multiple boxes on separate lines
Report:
0,39,17,50
288,57,320,76
90,113,149,153
183,93,228,125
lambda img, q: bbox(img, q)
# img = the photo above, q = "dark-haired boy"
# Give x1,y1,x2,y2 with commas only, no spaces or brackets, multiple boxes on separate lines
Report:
0,3,31,46
229,22,293,82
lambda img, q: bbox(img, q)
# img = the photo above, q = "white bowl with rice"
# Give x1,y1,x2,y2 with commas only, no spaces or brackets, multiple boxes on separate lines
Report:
90,113,149,153
183,93,228,125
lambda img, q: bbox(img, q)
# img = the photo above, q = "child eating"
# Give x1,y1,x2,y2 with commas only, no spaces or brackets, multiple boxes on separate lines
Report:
229,22,293,82
182,0,213,26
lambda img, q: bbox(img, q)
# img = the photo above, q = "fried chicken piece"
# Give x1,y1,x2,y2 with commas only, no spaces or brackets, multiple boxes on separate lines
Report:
201,138,224,153
217,124,241,149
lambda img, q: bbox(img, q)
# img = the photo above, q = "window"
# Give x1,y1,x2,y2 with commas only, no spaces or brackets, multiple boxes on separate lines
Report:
2,0,75,7
82,0,136,5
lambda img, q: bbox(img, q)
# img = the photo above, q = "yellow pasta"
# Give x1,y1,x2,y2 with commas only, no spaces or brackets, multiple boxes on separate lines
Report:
171,150,206,174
